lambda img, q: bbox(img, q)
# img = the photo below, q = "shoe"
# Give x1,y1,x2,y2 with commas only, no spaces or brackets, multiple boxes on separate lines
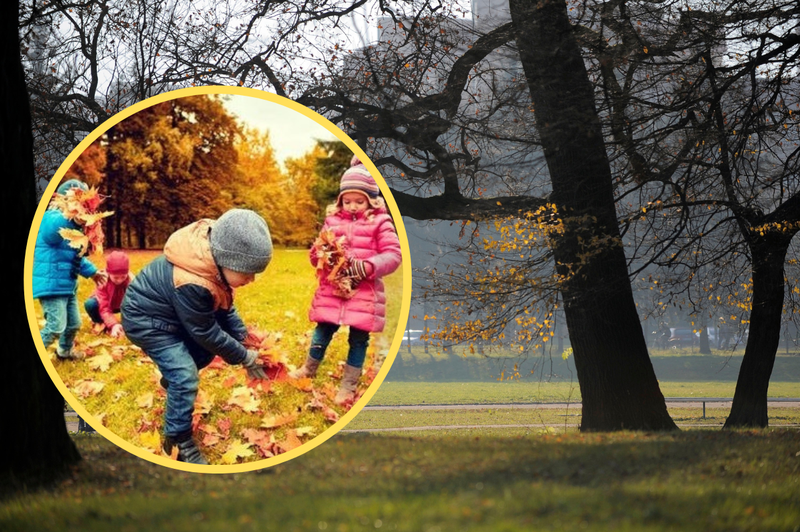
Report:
163,435,208,465
159,376,169,390
289,356,322,379
56,347,85,360
334,364,362,405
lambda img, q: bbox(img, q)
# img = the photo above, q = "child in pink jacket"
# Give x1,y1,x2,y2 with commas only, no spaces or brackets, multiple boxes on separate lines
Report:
291,156,402,405
84,250,133,338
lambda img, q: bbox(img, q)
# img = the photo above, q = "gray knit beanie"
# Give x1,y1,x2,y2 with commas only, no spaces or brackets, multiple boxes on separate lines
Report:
209,209,272,274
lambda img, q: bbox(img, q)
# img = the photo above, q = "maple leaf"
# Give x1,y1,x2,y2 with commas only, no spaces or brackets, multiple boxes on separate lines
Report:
246,376,272,394
277,430,304,453
138,430,162,454
73,379,105,398
87,353,114,372
221,439,255,464
288,377,313,392
58,228,90,255
307,392,340,423
222,375,237,388
136,392,154,409
217,417,232,440
137,417,158,434
295,426,316,437
313,229,356,299
226,386,261,413
205,356,226,370
242,428,277,458
260,413,298,429
194,389,214,415
202,432,221,447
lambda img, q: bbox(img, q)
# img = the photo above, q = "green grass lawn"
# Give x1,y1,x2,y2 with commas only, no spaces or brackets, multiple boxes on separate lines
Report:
367,381,800,406
2,430,799,531
35,248,405,465
344,407,800,432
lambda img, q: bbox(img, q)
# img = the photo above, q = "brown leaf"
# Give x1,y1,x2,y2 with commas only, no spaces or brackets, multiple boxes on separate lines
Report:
242,428,276,458
260,413,298,429
73,379,105,398
87,353,114,372
226,386,261,413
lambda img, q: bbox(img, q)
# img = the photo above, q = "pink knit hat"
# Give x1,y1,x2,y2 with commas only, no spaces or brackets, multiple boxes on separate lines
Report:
106,250,129,275
338,155,380,204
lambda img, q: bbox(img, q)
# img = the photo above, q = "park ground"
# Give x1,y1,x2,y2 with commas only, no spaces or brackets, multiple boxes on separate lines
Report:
1,427,799,531
20,249,800,530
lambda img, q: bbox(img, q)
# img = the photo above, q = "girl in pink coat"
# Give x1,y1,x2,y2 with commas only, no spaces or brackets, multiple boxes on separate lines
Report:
292,156,402,405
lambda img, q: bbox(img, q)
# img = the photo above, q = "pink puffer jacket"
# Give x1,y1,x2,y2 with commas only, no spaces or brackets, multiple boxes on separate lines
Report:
309,208,402,332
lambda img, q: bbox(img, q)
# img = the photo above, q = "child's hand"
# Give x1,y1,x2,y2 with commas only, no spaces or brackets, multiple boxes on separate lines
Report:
344,259,373,281
242,349,267,380
92,270,108,286
110,324,125,339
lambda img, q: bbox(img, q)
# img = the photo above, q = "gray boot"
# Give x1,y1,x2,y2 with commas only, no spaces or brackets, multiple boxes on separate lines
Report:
56,346,85,360
290,356,322,379
334,364,362,405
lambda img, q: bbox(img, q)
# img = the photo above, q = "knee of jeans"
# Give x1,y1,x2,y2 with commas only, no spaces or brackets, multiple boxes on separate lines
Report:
46,313,68,333
169,367,200,393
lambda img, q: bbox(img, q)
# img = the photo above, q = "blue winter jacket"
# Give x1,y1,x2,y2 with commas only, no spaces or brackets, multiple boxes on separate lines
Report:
120,219,249,365
32,209,98,299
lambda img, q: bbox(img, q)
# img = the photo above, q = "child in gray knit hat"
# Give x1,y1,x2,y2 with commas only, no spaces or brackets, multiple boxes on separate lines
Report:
121,209,272,465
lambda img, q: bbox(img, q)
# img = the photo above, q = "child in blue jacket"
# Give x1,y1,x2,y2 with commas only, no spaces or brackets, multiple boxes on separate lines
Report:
121,209,272,465
33,179,107,360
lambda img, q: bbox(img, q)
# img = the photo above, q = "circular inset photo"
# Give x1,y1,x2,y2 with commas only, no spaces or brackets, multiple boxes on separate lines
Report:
24,86,411,473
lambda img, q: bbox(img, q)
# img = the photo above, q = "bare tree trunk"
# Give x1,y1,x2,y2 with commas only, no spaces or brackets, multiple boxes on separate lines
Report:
724,238,790,428
698,314,711,354
509,0,676,431
1,0,81,493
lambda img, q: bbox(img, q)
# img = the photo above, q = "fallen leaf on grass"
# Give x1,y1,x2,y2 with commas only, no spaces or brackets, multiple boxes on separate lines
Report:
226,386,261,413
289,377,313,392
278,430,304,452
73,379,105,398
195,389,214,415
205,356,226,370
87,353,114,372
242,428,277,458
217,417,232,440
221,439,255,464
139,430,161,453
260,413,298,429
295,426,316,437
136,392,154,409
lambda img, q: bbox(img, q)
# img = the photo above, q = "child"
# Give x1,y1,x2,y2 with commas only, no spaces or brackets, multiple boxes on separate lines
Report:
121,209,272,465
84,250,133,338
33,179,107,360
292,156,402,405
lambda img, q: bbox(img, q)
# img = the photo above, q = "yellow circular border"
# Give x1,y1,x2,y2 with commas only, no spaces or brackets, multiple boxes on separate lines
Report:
23,86,412,474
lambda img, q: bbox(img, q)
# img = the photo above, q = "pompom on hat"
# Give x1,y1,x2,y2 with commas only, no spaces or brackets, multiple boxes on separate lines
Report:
337,155,383,208
105,250,130,275
209,209,273,274
57,179,89,195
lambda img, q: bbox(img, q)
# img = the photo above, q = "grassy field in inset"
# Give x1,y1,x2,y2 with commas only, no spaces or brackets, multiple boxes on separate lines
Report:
34,248,404,464
3,430,799,531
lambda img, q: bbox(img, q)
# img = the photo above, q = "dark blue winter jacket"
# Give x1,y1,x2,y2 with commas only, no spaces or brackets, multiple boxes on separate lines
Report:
120,219,249,365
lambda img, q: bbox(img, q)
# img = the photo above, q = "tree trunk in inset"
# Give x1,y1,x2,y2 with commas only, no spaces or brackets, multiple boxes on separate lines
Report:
509,0,677,431
1,0,81,493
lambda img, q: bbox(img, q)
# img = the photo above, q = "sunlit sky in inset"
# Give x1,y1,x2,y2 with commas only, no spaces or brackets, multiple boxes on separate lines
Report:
221,94,338,169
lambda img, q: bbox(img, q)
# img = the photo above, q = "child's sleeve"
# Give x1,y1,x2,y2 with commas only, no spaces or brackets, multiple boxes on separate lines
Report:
217,306,248,342
173,285,248,365
78,257,98,279
365,216,402,279
94,282,120,329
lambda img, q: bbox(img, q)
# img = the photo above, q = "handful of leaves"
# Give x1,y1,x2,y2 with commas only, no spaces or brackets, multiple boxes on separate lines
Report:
50,185,113,256
312,228,357,299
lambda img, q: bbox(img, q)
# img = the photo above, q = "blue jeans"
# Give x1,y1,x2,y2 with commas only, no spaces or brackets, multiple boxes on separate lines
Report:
144,340,216,438
84,296,105,324
310,322,370,368
39,295,81,353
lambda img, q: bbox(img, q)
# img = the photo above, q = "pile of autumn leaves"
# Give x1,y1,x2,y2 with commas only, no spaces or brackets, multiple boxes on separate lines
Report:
69,328,379,464
50,186,379,465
